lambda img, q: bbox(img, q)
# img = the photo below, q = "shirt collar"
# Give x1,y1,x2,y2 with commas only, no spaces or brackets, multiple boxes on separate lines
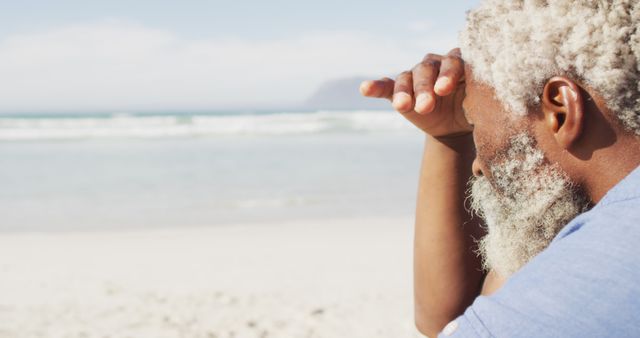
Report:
594,164,640,209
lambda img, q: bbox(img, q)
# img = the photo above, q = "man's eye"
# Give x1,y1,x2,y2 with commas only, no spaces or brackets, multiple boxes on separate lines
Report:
462,108,473,127
465,118,474,128
465,116,474,127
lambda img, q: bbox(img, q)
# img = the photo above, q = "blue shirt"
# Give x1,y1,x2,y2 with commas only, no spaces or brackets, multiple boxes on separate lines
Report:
440,165,640,338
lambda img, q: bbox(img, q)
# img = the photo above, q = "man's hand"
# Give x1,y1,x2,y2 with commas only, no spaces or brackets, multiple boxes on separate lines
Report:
360,48,472,138
361,48,484,336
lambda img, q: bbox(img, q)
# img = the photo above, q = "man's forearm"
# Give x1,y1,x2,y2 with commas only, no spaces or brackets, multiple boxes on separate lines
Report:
413,133,485,336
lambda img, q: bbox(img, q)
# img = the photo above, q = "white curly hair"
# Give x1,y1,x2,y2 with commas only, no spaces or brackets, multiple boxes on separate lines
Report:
459,0,640,135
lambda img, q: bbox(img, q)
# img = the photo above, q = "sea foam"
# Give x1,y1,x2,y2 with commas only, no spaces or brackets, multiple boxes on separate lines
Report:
0,111,412,141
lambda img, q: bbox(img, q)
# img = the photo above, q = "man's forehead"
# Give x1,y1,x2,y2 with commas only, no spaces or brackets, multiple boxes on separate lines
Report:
462,67,524,129
463,63,472,79
462,64,477,111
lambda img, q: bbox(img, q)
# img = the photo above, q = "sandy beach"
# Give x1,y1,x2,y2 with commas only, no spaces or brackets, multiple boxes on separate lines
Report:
0,217,422,338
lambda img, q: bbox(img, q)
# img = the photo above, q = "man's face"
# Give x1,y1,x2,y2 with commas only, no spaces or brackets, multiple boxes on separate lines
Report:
463,66,590,278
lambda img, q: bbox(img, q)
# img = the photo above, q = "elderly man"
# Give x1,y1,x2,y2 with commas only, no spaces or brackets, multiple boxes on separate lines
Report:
361,1,640,337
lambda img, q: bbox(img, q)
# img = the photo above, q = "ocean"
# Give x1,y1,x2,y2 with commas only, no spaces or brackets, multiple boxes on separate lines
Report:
0,110,425,232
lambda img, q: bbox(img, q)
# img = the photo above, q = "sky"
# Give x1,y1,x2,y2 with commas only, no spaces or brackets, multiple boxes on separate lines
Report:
0,0,480,113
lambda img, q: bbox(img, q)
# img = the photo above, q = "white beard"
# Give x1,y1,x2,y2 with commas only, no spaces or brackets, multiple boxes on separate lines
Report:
470,133,589,278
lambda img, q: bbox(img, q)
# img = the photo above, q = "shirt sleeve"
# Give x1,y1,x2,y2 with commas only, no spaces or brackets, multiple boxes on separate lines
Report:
437,305,493,338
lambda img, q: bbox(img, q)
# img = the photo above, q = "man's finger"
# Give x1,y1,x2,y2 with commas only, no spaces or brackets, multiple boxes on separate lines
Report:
422,53,444,63
392,72,415,114
360,78,395,100
412,60,440,114
447,47,462,58
434,53,465,97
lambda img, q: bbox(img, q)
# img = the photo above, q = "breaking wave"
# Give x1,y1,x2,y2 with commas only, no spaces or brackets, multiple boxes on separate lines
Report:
0,110,413,141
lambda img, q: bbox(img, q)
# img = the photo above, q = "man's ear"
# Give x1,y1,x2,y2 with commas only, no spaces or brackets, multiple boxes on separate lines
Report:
541,76,584,150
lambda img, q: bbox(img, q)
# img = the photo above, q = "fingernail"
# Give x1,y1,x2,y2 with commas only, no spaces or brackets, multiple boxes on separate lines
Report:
415,93,429,112
359,81,372,95
393,93,411,110
435,77,451,93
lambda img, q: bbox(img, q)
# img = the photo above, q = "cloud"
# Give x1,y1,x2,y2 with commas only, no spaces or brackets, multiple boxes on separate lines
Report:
0,20,457,112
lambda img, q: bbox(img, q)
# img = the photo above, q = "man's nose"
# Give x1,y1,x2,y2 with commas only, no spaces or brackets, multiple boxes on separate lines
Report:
472,158,484,177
